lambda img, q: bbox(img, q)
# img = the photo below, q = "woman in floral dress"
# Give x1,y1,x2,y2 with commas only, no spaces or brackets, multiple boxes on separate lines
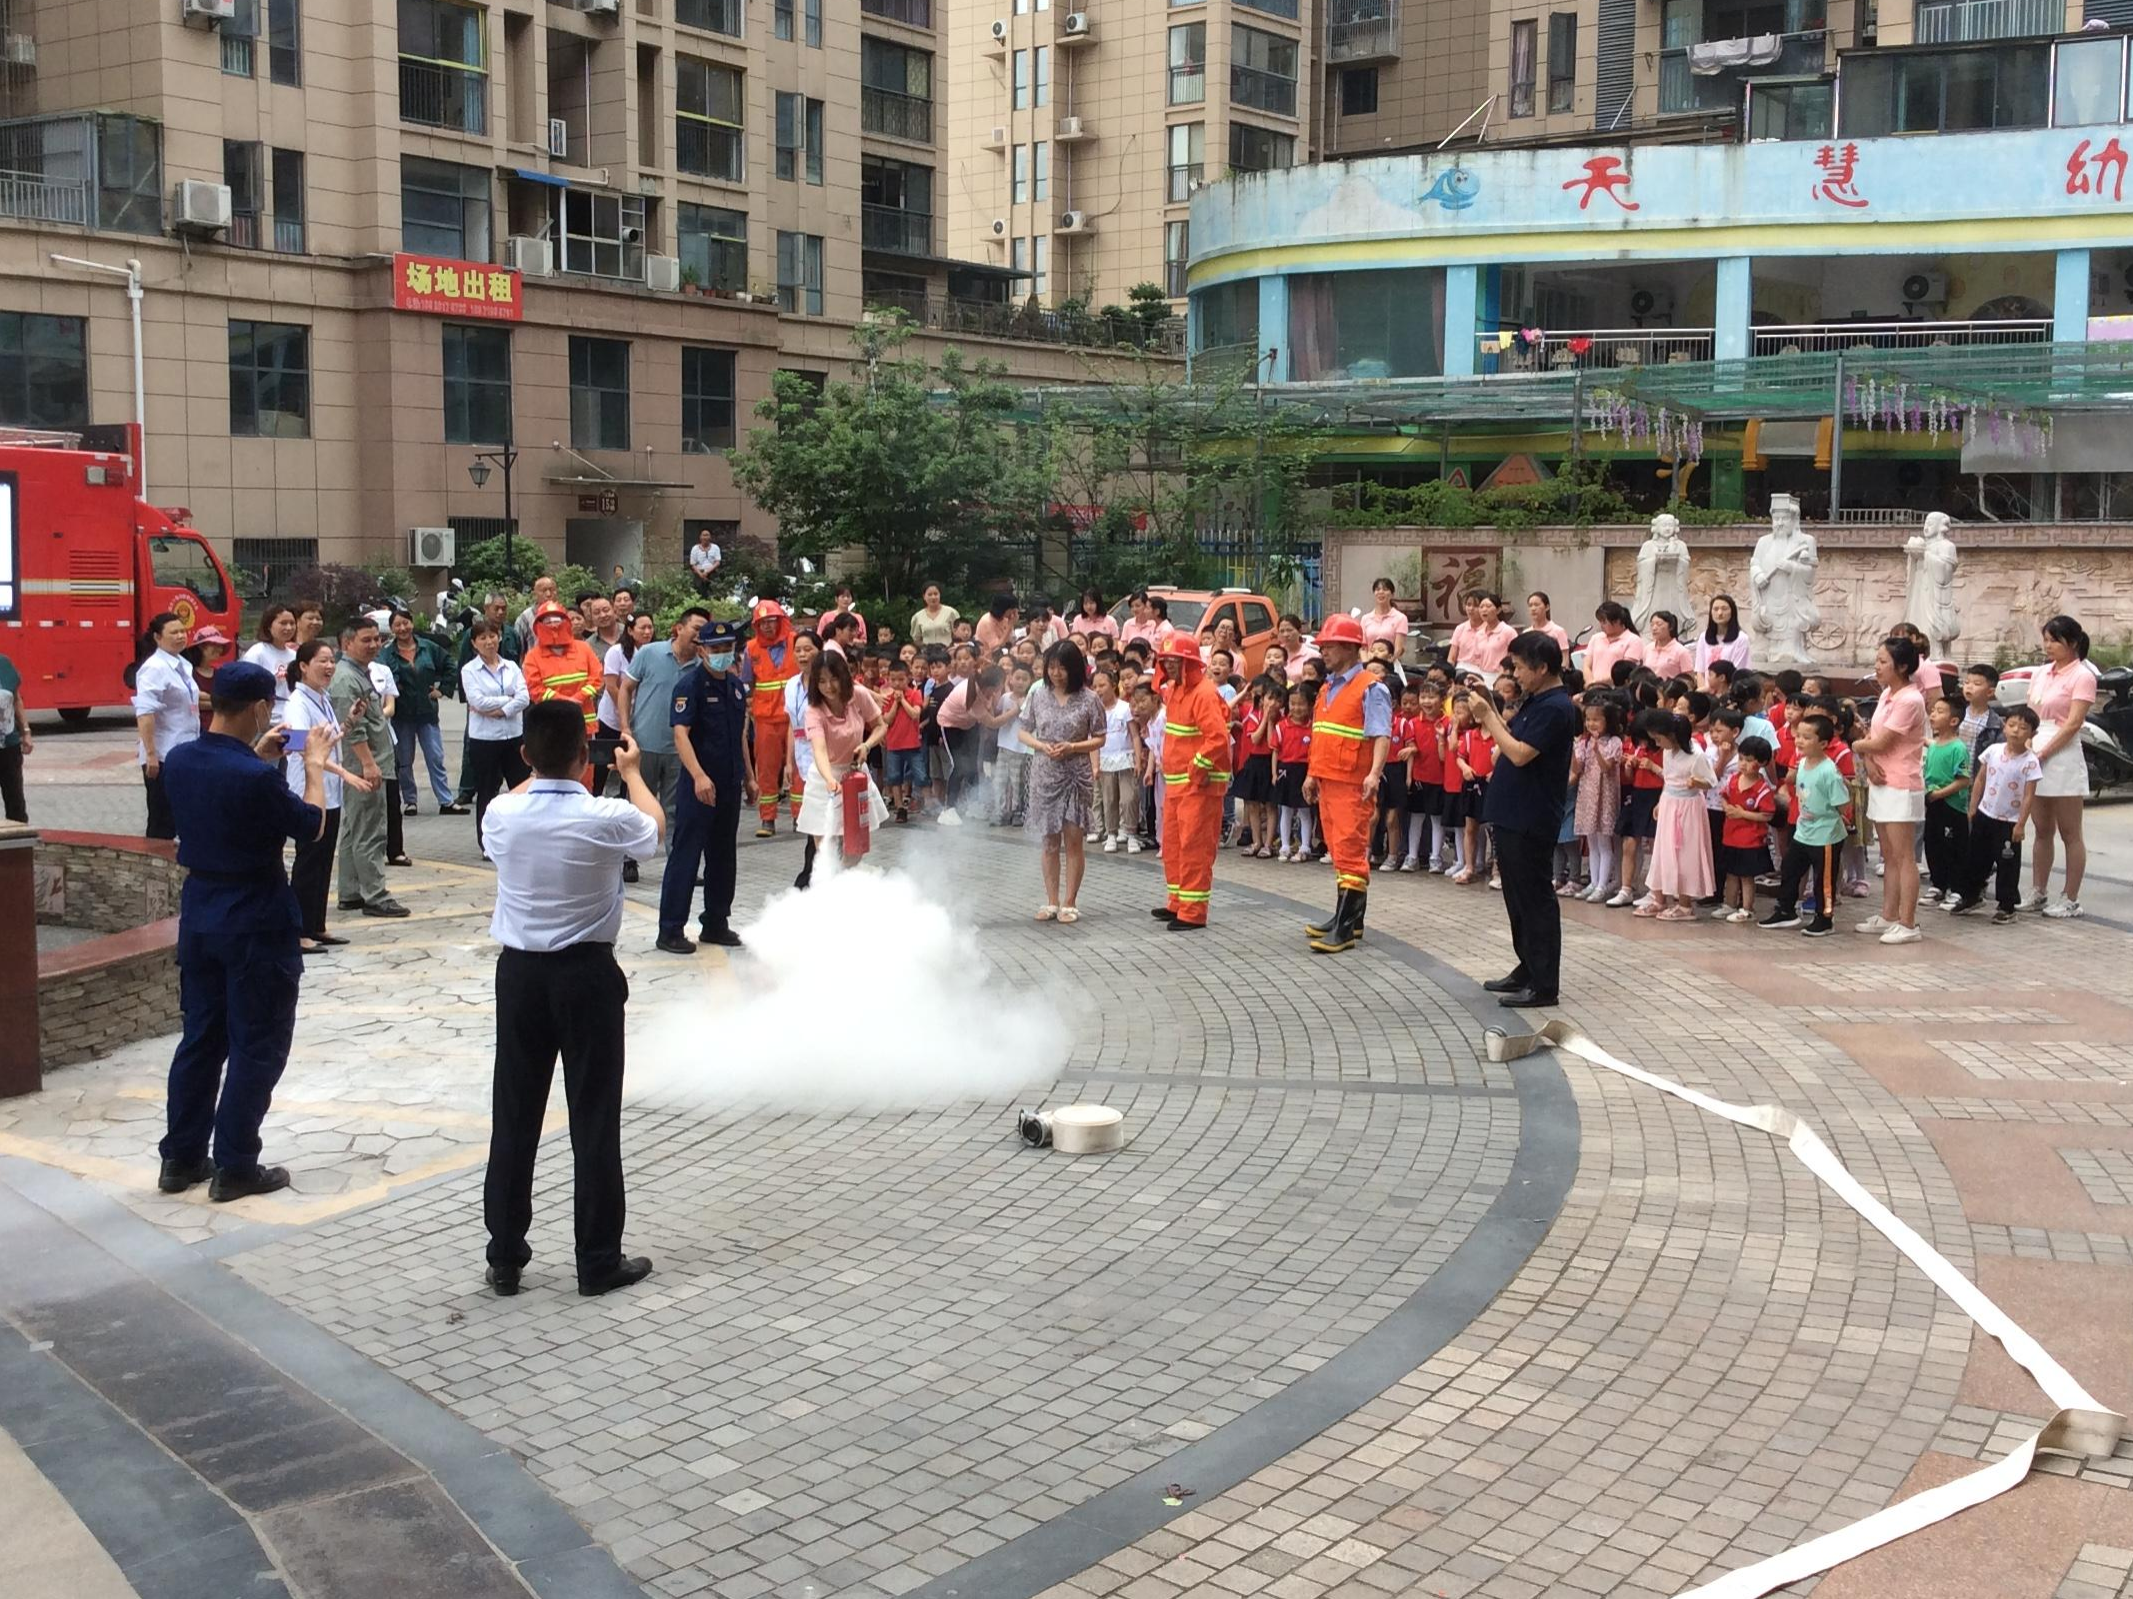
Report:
1019,639,1108,923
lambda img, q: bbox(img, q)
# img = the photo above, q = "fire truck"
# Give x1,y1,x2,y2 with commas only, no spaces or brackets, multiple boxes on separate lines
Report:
0,427,242,719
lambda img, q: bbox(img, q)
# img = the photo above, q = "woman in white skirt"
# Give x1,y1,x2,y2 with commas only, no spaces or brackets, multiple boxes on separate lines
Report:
2025,615,2096,918
1850,636,1929,946
794,647,889,890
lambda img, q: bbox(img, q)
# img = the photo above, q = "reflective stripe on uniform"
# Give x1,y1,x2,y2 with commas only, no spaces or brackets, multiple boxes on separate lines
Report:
1315,720,1368,740
1163,722,1199,736
1174,889,1211,903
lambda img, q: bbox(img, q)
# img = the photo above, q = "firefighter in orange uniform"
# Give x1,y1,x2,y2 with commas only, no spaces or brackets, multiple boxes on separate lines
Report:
1150,636,1231,931
1302,613,1392,954
521,600,603,789
741,599,802,837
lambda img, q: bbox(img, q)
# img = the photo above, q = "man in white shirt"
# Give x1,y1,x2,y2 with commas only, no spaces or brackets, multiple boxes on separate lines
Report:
513,575,560,653
688,530,723,595
479,701,663,1300
133,610,201,839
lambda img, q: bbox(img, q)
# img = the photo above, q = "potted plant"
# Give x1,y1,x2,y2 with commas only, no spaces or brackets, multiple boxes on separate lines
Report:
679,262,703,296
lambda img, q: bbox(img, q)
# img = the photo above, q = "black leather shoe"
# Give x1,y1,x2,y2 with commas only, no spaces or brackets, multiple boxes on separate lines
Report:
310,933,350,947
1496,990,1560,1010
1165,917,1204,932
700,928,743,947
485,1265,521,1297
363,899,412,918
210,1164,292,1202
339,898,364,911
1482,973,1530,994
578,1256,653,1297
656,934,697,955
1150,906,1177,921
158,1156,213,1194
622,860,639,883
438,803,469,816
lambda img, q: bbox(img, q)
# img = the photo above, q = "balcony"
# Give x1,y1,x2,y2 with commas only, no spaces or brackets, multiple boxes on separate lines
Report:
860,289,1189,352
1659,30,1826,115
1327,1,1397,63
1478,327,1715,373
273,215,305,253
0,164,89,225
1915,0,2061,41
1751,318,2053,355
399,59,487,135
1168,63,1206,104
229,208,260,249
677,118,744,181
861,204,932,256
861,86,934,143
1231,65,1297,118
1167,162,1204,202
861,0,932,24
0,114,102,228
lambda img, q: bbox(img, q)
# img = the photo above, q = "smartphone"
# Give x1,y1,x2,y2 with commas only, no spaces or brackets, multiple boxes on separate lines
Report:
283,726,309,753
589,735,622,764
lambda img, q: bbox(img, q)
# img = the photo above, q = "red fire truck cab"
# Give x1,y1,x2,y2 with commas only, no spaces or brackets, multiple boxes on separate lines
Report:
0,429,243,718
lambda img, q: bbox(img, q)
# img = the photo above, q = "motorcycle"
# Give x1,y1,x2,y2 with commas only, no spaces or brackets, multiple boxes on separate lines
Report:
1995,660,2133,797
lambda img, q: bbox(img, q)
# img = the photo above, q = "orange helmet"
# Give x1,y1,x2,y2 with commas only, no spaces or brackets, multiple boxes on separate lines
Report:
1158,635,1201,665
1316,613,1366,647
532,600,573,631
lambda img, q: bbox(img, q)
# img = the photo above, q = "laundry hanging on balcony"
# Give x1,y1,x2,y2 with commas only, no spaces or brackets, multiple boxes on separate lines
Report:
1688,33,1783,72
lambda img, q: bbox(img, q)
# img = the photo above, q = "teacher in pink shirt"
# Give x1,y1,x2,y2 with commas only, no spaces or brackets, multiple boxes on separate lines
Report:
1361,579,1412,657
1851,635,1929,945
1693,594,1753,681
1523,592,1570,656
1070,588,1120,644
1643,611,1695,681
1119,591,1171,651
1582,602,1645,686
1447,593,1518,678
2025,614,2097,918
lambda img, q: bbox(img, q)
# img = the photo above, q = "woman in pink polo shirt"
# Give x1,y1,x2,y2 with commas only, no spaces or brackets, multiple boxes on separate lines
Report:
1644,610,1695,682
1523,592,1570,655
1851,635,1929,945
2025,614,2097,918
1447,593,1517,678
1583,602,1645,687
1361,578,1411,658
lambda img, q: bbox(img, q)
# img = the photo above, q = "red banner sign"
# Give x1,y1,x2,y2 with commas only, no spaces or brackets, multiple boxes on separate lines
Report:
391,253,523,321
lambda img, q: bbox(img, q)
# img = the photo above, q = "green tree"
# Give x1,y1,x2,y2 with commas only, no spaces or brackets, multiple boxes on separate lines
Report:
728,319,1055,615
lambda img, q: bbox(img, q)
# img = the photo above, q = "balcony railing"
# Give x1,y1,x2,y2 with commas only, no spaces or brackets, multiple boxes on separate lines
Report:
861,86,934,143
1752,319,2054,355
1328,11,1398,62
1230,65,1297,117
273,215,305,253
1660,30,1827,113
1915,0,2061,41
861,204,932,255
677,118,744,181
0,165,90,225
1478,327,1715,373
861,288,1188,352
676,0,743,33
221,31,254,75
399,59,487,135
229,209,260,248
1166,161,1204,202
1168,64,1206,104
860,0,932,26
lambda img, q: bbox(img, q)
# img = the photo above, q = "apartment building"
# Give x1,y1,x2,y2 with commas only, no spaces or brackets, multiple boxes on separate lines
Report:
0,0,1122,578
944,0,1315,312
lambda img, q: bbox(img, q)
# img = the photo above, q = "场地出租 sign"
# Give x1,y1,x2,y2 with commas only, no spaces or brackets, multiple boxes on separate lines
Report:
391,254,523,322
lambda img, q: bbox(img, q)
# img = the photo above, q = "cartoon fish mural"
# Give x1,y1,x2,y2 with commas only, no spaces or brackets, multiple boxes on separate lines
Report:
1420,167,1479,211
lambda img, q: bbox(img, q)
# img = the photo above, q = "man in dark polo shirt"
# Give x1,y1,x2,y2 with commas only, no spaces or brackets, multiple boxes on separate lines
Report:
1472,631,1578,1008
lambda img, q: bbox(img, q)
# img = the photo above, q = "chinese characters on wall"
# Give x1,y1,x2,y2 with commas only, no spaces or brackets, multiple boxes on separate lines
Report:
390,254,525,321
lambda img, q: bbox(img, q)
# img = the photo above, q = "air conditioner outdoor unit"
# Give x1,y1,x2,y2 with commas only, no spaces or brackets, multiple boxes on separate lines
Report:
989,18,1010,42
504,235,554,276
1901,269,1949,305
583,0,619,15
983,124,1008,148
180,0,235,25
410,526,456,567
172,179,232,233
1061,11,1090,34
1057,115,1085,139
990,217,1010,238
3,33,37,66
548,118,570,157
1627,286,1674,321
1056,208,1089,233
645,254,681,292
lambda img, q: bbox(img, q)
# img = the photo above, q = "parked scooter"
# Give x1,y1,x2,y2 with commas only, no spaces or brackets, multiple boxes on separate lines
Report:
1996,661,2133,796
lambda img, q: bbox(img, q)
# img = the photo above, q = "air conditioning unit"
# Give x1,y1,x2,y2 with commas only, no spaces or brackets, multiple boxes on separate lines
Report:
547,118,570,157
990,217,1010,238
645,254,681,292
1056,208,1089,234
1057,115,1086,139
180,0,235,25
1061,11,1091,35
172,179,232,233
1901,269,1949,306
504,235,554,276
982,124,1008,149
410,526,456,567
583,0,619,15
989,18,1010,43
3,33,37,67
1627,286,1674,321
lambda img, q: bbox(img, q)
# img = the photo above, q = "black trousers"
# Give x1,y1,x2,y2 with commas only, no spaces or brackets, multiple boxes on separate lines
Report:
1773,837,1837,921
291,808,341,937
465,738,528,855
1494,827,1560,999
485,942,629,1281
1924,805,1969,894
0,743,23,823
1960,813,2024,910
385,777,404,859
658,787,741,937
144,768,176,840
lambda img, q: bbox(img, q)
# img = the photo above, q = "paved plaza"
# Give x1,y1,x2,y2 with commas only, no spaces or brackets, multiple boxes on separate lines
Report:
6,709,2133,1599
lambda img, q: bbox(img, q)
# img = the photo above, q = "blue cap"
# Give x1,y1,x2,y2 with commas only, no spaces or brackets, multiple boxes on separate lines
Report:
699,620,740,648
211,661,278,704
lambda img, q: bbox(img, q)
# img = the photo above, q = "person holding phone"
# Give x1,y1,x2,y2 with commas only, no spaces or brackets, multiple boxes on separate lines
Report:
283,641,374,952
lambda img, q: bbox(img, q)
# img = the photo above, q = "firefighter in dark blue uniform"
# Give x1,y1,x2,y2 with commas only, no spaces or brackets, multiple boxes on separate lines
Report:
156,661,331,1202
656,620,753,953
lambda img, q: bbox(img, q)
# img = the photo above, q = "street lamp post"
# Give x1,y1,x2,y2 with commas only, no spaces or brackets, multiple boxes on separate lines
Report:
50,254,147,497
466,440,519,587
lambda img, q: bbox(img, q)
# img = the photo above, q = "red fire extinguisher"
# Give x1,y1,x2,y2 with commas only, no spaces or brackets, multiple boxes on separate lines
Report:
840,768,872,863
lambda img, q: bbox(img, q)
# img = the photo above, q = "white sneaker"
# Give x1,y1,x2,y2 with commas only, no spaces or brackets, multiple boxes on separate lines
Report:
1855,914,1891,934
2043,898,2084,919
1879,923,1924,945
1605,889,1635,908
1102,836,1119,853
1400,857,1419,873
1126,838,1144,854
1087,831,1101,844
1583,882,1611,903
1709,905,1734,920
937,807,962,826
2019,889,2048,913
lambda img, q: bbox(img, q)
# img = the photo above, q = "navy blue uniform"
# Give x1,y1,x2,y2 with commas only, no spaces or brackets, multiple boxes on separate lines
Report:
658,659,750,940
158,731,323,1176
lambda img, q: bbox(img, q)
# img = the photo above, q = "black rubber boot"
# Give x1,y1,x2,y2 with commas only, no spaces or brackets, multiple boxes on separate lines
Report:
1310,889,1366,954
1305,888,1347,940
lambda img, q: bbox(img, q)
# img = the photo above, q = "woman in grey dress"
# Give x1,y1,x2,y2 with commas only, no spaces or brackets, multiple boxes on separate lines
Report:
1018,639,1108,924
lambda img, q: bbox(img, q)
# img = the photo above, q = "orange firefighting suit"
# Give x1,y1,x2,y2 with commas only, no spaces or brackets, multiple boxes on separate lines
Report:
1309,666,1381,896
743,599,803,826
1159,661,1232,926
521,602,603,790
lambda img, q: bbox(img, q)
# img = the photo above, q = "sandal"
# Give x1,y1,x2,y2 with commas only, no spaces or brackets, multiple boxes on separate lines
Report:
1633,902,1659,918
1035,905,1058,921
1658,906,1696,922
1058,907,1079,924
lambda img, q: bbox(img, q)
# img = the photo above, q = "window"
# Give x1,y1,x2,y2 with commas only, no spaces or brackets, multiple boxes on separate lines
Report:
1746,78,1831,139
1016,0,1028,12
1168,120,1205,200
1034,44,1049,106
1509,19,1536,117
2053,36,2123,127
1231,25,1297,116
676,0,742,35
148,536,228,616
398,0,486,134
0,312,88,431
775,0,793,38
568,336,630,450
805,0,821,46
1168,23,1206,104
776,231,824,313
1012,142,1030,202
272,148,305,253
1547,13,1575,113
1236,0,1297,14
268,0,301,84
862,37,934,140
1033,235,1049,301
228,320,310,438
1011,236,1028,291
679,203,748,290
229,537,320,602
1013,47,1029,107
775,92,824,182
399,0,482,65
1339,65,1377,115
224,0,256,75
678,57,745,180
862,156,932,252
553,189,647,279
402,157,491,259
681,347,737,452
1226,121,1292,172
1192,279,1258,351
1034,139,1049,200
1165,219,1189,296
224,140,264,249
98,114,164,234
442,324,511,445
1839,44,2047,135
1287,267,1444,379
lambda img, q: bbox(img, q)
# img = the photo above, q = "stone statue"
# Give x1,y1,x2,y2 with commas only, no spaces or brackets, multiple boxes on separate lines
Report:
1748,493,1820,665
1631,512,1694,635
1904,512,1961,660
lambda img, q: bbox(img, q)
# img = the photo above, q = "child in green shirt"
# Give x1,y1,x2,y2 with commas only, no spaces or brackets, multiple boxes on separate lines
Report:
1922,696,1973,906
1761,711,1851,936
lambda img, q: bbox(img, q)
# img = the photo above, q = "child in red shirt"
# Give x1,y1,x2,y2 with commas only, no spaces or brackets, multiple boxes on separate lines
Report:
1610,720,1668,908
881,661,925,822
1718,733,1778,921
1235,682,1277,856
1271,683,1315,861
1440,692,1491,883
1375,685,1418,869
1406,682,1445,871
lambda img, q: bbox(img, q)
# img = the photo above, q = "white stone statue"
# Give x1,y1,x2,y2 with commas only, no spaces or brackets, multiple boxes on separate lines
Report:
1631,512,1694,635
1748,493,1821,665
1903,512,1961,660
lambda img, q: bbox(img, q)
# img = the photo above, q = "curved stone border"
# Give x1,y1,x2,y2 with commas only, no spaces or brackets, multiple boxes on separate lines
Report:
902,839,1579,1599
